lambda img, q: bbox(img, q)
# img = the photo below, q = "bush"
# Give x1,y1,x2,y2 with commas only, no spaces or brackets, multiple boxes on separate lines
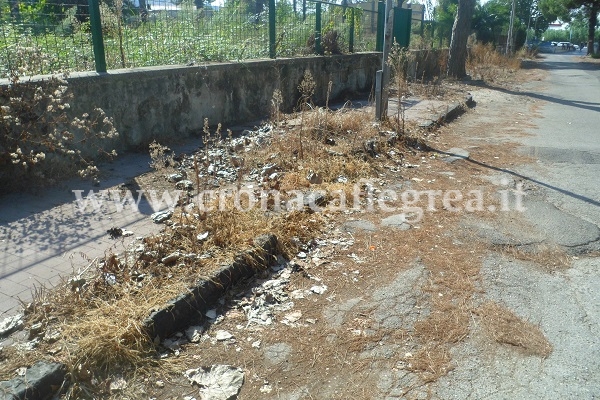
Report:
467,42,521,82
0,74,118,192
306,29,343,55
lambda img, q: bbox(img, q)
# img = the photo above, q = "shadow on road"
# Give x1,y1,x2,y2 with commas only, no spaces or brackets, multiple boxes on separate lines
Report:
466,81,600,114
465,56,600,114
432,149,600,208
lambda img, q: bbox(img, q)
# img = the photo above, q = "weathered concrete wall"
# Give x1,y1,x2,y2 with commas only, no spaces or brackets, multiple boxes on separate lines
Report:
49,53,381,151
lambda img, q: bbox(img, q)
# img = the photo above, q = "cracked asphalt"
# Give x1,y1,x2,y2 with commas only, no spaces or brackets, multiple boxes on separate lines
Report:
429,53,600,399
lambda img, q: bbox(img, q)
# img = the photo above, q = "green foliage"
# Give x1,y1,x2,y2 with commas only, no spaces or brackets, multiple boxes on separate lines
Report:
434,0,458,47
472,0,550,46
539,0,599,54
542,21,593,43
0,0,375,76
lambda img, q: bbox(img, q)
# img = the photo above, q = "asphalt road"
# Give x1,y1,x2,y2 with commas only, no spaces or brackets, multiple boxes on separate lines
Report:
432,53,600,399
519,53,600,227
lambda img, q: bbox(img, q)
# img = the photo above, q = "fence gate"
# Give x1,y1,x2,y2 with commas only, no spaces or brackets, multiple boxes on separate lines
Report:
393,7,411,48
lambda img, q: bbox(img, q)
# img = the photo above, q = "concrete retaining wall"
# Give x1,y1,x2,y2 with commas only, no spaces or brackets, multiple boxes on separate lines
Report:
1,50,451,157
42,53,381,151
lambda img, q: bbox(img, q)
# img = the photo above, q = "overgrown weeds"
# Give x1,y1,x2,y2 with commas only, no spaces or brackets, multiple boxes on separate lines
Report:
467,42,522,82
0,72,473,397
0,74,118,192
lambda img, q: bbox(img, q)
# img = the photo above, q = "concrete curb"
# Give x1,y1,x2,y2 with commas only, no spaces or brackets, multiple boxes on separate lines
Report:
418,102,466,130
143,233,279,342
0,361,66,400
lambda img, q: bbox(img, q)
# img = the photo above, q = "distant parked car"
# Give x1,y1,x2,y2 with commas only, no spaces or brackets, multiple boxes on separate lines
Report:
537,41,555,53
556,42,573,50
572,44,580,50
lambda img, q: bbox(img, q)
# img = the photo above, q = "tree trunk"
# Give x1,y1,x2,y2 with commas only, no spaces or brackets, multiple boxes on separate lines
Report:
447,0,475,78
9,0,20,22
587,3,598,55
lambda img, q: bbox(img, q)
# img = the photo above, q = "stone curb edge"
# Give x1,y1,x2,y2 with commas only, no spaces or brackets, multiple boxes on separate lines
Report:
0,362,66,400
418,101,468,130
143,233,279,342
0,234,279,400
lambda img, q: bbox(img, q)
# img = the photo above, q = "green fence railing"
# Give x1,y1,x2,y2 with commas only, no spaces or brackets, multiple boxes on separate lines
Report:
0,0,386,77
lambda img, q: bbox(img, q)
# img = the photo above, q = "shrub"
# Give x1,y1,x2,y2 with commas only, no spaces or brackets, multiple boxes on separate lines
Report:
0,74,118,192
306,29,343,55
467,42,521,82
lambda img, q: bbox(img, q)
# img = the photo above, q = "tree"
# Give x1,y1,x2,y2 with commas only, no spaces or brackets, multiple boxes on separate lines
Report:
435,0,459,47
473,0,510,44
472,0,550,47
447,0,475,78
539,0,600,54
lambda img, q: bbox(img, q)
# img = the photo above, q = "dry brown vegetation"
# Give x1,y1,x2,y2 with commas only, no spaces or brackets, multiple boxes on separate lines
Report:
467,42,522,82
0,52,559,398
477,301,553,357
499,243,572,271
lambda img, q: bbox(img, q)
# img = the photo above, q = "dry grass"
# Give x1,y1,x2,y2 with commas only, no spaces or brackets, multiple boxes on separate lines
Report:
500,243,572,271
467,42,522,82
252,108,390,185
414,303,470,345
407,345,453,383
477,301,552,357
0,105,400,391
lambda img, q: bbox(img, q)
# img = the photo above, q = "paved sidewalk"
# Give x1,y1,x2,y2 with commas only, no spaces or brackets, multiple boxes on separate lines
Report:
0,151,170,317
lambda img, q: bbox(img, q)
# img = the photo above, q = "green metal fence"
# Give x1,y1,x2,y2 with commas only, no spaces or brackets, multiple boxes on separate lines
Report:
0,0,387,78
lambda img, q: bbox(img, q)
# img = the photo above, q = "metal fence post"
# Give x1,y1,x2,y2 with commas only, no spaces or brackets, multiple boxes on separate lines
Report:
315,2,322,55
349,8,355,53
303,0,306,20
269,0,276,58
376,1,385,52
88,0,107,73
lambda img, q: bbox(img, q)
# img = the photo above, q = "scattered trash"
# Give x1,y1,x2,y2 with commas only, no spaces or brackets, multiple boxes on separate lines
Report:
0,314,23,338
197,231,209,242
167,173,185,182
175,180,194,190
185,365,244,400
282,310,302,326
161,252,180,265
185,326,205,343
215,330,233,341
109,376,127,393
260,382,273,393
310,285,328,295
104,273,117,285
151,210,173,223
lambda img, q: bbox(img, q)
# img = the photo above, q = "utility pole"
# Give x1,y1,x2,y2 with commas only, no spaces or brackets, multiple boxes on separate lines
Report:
506,0,516,54
376,0,394,120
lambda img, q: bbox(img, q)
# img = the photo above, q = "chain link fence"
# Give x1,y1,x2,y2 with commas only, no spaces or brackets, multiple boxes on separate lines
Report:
0,0,388,78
